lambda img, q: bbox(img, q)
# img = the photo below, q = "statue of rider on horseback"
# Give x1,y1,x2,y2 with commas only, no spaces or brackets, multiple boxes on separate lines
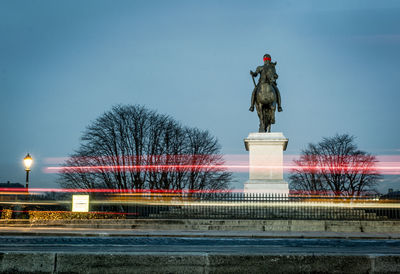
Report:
249,53,283,133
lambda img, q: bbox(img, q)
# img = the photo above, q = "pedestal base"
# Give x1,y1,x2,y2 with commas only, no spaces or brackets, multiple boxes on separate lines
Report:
244,180,289,195
243,132,289,195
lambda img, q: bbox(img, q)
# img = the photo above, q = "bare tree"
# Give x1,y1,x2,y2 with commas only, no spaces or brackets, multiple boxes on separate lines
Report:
289,134,381,196
58,105,231,191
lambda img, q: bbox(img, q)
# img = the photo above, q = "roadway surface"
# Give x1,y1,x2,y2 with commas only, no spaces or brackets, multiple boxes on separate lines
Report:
1,236,400,255
2,226,400,239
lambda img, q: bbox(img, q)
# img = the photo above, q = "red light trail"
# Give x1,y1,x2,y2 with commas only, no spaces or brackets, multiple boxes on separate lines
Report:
41,154,400,175
0,187,237,194
43,164,400,175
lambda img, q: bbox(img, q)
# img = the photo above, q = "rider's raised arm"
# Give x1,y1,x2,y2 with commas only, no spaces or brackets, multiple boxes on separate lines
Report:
251,66,263,77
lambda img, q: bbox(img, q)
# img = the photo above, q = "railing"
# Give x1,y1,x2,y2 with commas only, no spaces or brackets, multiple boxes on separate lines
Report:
1,189,400,221
117,192,399,220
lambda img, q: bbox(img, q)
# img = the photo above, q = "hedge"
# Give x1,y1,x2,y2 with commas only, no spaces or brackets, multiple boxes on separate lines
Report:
29,211,126,221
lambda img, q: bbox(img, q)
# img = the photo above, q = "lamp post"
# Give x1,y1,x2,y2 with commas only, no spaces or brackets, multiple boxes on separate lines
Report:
23,153,33,190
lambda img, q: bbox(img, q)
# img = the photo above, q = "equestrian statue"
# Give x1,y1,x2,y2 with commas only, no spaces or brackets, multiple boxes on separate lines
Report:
249,53,283,133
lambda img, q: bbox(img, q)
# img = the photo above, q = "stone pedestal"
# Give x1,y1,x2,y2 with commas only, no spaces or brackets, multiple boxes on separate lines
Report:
244,132,289,195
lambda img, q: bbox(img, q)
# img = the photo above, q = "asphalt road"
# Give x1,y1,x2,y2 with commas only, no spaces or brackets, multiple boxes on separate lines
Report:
0,236,400,254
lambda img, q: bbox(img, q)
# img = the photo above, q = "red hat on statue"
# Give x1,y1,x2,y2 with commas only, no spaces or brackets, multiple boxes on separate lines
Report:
263,54,271,62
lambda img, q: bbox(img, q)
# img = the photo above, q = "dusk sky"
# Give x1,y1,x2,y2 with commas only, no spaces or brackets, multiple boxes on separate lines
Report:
1,0,399,192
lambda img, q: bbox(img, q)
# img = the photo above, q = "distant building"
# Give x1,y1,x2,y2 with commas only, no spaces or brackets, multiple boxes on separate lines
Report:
0,181,24,188
380,189,400,200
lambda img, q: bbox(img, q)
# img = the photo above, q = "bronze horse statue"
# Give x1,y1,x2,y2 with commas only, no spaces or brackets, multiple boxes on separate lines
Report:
250,62,279,132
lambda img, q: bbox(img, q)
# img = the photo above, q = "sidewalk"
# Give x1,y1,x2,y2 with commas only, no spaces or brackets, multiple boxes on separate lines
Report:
1,226,400,239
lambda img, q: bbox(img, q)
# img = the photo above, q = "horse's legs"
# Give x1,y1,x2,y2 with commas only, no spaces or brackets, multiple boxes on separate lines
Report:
256,103,265,132
259,120,264,133
264,106,273,133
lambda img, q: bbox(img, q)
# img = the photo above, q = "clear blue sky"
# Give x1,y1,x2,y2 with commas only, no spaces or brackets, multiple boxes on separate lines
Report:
1,0,399,191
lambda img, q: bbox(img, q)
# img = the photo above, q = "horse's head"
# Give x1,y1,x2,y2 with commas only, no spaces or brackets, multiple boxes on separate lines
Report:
265,64,278,84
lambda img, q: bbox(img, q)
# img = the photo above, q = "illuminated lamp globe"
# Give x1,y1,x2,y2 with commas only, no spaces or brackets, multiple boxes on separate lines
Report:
24,153,33,171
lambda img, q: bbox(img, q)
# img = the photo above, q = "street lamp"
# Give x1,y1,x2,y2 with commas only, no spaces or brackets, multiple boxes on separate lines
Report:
23,153,33,190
